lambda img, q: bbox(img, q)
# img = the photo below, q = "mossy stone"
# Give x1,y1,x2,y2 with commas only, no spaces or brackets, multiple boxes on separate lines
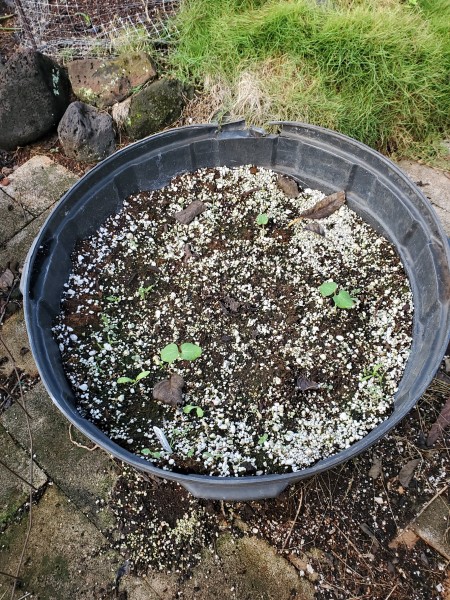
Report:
125,79,186,140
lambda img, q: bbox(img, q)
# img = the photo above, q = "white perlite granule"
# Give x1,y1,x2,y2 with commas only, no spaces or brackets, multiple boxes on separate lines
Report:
53,165,413,477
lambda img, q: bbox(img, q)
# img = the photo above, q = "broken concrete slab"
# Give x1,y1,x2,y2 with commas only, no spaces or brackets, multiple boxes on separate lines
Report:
397,160,450,236
2,382,118,533
5,155,79,216
183,534,316,600
0,308,38,377
0,207,49,269
0,189,34,246
0,484,120,599
411,495,450,560
0,423,47,527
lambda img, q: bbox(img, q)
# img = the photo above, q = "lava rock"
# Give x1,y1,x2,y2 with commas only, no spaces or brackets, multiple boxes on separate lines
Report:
67,53,157,109
0,49,71,150
57,101,116,163
124,78,186,140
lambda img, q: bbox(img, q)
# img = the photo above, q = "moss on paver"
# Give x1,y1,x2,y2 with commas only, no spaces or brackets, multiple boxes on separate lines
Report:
2,382,119,533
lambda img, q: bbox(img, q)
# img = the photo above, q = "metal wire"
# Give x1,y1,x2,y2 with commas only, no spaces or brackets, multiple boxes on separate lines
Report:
15,0,178,58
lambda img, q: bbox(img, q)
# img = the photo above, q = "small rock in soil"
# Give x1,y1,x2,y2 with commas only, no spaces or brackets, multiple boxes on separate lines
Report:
153,373,185,406
368,456,382,479
296,375,319,392
175,200,206,224
277,174,300,198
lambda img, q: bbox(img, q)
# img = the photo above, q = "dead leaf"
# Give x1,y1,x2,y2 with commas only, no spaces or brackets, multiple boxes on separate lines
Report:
296,375,319,392
153,373,185,406
287,554,308,572
183,243,198,263
174,200,206,225
299,191,345,220
220,295,241,314
0,268,14,292
389,528,419,550
359,523,380,548
368,456,382,480
304,222,325,236
241,187,260,199
427,394,450,447
397,459,420,488
277,175,300,198
249,166,258,175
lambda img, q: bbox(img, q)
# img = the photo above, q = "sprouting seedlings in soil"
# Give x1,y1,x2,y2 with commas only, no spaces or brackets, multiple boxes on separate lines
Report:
138,285,154,300
117,370,150,384
74,11,92,26
256,213,269,226
319,281,356,309
258,433,268,445
106,295,121,303
183,404,204,418
361,363,385,384
160,342,202,364
141,448,161,458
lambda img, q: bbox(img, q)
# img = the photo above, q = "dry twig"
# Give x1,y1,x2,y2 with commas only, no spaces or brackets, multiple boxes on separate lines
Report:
281,489,303,551
68,423,98,451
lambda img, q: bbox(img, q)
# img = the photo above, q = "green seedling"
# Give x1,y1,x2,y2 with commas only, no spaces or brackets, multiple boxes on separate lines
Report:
117,370,150,384
319,281,356,309
141,449,161,458
183,404,204,418
106,295,121,303
160,342,202,364
187,448,195,458
138,285,154,300
258,433,268,445
74,11,92,26
256,213,269,226
361,363,385,384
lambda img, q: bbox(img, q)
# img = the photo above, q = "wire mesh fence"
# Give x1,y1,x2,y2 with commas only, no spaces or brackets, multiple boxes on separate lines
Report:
16,0,178,59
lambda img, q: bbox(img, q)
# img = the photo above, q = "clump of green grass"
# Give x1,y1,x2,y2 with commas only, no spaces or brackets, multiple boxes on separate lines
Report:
168,0,449,158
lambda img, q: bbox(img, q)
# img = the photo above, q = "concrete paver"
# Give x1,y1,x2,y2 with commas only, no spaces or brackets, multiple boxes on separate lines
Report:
0,423,47,527
0,207,50,269
2,382,118,533
5,155,79,216
411,495,450,561
0,308,38,377
398,160,450,236
0,188,34,246
0,484,119,600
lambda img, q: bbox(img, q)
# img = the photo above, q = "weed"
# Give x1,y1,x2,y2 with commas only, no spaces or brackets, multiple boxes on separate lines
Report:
117,371,150,384
138,285,154,300
160,342,202,363
256,213,269,225
361,363,385,384
183,404,205,417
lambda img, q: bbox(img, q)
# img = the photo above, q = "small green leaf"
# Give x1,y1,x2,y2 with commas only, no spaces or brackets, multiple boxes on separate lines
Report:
258,433,268,445
180,343,202,361
203,452,213,459
135,370,150,382
196,406,204,418
256,213,269,225
117,376,134,384
183,405,195,414
333,290,355,309
319,281,338,297
187,448,195,458
160,343,180,363
106,295,120,302
141,449,161,458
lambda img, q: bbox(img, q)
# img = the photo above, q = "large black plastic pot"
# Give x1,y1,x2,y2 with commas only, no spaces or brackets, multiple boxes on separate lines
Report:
22,121,450,500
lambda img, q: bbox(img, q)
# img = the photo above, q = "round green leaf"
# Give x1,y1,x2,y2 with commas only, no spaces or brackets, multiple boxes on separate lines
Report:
319,281,338,297
180,343,202,361
333,290,355,309
196,406,204,417
117,376,134,384
256,213,269,225
183,405,195,414
160,343,180,363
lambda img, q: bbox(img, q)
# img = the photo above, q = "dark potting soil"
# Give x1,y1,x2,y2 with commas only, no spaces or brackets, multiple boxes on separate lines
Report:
53,165,413,477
